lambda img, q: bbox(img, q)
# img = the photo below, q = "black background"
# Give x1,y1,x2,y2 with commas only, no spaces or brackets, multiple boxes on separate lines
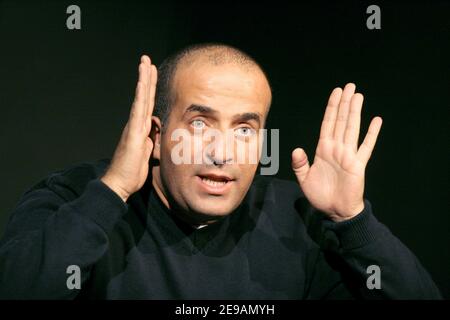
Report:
0,0,449,298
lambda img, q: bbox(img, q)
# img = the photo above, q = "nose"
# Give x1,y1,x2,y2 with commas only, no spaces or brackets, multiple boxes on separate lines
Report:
204,131,233,166
206,153,233,166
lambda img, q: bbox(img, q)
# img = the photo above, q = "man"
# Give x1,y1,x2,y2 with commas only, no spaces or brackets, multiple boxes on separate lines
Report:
0,44,441,299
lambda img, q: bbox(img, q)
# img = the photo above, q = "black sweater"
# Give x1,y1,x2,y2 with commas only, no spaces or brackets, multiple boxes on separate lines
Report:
0,159,442,299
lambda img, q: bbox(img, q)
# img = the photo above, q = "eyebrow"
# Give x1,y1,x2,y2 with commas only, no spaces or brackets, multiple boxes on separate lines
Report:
184,104,218,116
184,104,262,125
232,112,261,125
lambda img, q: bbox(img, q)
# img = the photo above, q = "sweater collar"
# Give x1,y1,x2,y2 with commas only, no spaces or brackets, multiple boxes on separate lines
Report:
146,186,248,254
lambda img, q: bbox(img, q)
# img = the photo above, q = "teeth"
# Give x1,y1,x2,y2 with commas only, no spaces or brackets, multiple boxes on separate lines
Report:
201,177,227,187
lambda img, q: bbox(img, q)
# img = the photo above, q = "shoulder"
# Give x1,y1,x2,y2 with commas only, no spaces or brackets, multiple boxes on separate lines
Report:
246,175,308,228
249,175,334,247
243,175,324,250
250,174,304,204
24,158,111,202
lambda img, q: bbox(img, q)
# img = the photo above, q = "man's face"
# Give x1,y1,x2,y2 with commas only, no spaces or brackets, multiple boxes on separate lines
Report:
154,60,271,224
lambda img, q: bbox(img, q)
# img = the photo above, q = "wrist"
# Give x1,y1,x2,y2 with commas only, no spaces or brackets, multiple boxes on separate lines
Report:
100,174,129,203
332,201,365,222
323,200,379,250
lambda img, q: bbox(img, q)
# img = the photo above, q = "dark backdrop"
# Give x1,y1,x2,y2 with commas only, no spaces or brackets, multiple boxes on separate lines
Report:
0,0,449,298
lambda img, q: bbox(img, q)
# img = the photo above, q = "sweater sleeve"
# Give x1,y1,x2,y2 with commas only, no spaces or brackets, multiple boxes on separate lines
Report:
0,178,128,299
305,199,442,299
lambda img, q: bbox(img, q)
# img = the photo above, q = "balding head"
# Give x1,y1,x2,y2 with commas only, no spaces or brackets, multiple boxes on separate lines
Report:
176,44,259,69
154,43,272,129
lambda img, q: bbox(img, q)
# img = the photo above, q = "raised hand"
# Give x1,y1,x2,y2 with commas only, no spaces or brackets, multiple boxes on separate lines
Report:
292,83,382,222
101,55,157,202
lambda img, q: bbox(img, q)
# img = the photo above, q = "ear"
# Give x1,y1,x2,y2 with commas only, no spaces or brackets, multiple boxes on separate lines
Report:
150,116,163,160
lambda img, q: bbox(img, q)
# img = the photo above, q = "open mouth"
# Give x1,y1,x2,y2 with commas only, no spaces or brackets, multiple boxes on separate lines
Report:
200,176,230,187
196,173,234,195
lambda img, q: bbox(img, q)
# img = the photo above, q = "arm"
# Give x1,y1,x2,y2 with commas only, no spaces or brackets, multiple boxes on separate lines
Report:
304,200,442,299
0,55,157,299
0,179,127,299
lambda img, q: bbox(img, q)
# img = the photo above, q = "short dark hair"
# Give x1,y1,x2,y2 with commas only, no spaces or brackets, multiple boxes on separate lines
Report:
154,43,271,131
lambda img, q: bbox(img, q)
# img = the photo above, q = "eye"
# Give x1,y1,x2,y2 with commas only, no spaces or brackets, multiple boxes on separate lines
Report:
235,127,256,138
190,119,206,129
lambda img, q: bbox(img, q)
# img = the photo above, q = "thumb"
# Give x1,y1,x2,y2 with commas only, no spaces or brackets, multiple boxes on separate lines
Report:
292,148,310,184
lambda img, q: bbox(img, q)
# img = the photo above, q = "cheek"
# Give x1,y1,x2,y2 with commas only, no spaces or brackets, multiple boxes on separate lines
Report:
236,164,258,186
160,142,190,186
234,136,262,165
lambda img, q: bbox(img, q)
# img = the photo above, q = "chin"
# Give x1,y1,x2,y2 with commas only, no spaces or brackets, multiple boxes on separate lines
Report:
189,197,237,218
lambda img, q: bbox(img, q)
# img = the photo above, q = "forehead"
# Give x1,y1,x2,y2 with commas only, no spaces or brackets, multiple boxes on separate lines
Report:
171,61,271,117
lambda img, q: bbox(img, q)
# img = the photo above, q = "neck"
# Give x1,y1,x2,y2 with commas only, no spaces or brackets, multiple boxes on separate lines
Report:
151,167,219,228
151,168,171,210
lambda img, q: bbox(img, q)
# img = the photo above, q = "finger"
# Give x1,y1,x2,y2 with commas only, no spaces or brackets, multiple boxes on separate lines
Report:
129,62,148,133
320,87,342,139
357,116,383,164
141,55,151,117
292,148,310,184
144,64,157,133
148,64,157,118
344,93,363,151
141,54,151,66
334,83,356,142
